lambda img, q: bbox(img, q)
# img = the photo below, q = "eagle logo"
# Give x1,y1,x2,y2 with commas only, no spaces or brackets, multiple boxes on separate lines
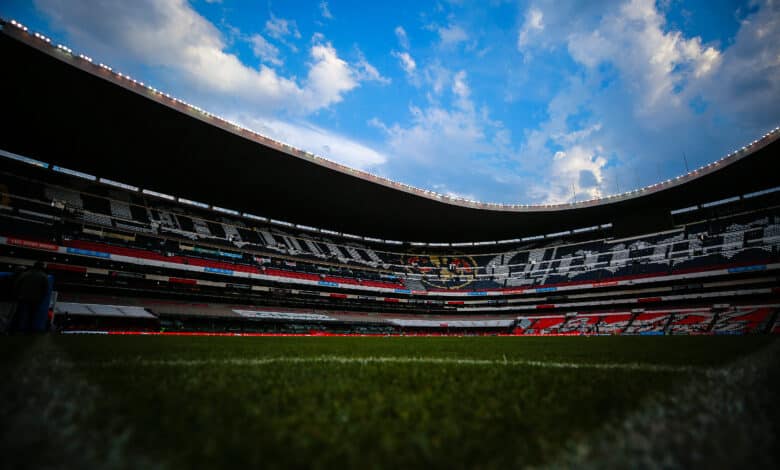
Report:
403,253,479,289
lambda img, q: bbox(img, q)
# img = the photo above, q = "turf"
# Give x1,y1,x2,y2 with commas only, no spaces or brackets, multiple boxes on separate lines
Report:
1,336,776,469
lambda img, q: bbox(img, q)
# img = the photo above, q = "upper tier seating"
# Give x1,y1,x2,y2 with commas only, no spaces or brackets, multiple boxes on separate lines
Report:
2,171,779,294
45,186,82,208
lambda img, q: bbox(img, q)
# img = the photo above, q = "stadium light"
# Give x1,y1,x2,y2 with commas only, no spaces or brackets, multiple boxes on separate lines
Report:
142,189,175,201
10,19,29,31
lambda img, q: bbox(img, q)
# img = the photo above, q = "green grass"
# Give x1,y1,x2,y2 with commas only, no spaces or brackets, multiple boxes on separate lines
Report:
0,336,776,469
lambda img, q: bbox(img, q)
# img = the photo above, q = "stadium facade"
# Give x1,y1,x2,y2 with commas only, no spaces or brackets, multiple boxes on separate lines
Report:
1,18,779,336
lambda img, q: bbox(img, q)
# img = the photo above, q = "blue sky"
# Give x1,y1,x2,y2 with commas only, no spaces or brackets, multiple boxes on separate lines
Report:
2,0,779,204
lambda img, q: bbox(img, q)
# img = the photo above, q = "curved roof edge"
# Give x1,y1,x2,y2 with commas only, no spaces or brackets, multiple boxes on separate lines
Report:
4,17,778,214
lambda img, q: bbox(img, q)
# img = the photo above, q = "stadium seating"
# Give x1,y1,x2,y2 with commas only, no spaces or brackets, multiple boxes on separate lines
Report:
519,316,569,335
623,313,670,335
2,166,779,298
710,307,773,334
46,291,780,335
558,313,633,335
666,312,713,335
507,307,778,337
2,20,779,342
2,157,780,338
598,314,634,334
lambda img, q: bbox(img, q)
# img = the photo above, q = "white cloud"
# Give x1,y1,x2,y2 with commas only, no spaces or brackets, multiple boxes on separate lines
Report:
394,25,410,49
30,0,780,205
438,24,469,47
431,184,477,201
512,76,611,203
424,62,451,94
237,115,387,170
354,51,391,85
553,123,602,146
528,145,608,203
250,34,282,66
517,6,544,50
34,0,372,115
379,105,491,165
698,0,780,132
370,66,511,203
452,70,470,99
507,0,760,204
567,0,721,113
392,50,417,76
302,41,359,112
512,75,614,203
372,95,513,202
451,70,473,112
265,14,301,40
319,1,333,20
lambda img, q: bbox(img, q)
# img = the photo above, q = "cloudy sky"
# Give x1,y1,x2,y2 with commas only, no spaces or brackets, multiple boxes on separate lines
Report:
2,0,779,204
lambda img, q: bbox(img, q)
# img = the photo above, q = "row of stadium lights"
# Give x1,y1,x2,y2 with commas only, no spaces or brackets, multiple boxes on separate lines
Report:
6,18,780,239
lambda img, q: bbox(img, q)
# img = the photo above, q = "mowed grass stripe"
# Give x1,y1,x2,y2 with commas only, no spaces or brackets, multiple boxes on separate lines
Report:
83,355,706,373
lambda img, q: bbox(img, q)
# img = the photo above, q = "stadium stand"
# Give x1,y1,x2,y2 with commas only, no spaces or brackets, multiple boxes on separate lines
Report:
597,314,634,334
515,316,569,335
666,311,714,335
623,312,670,335
2,167,778,298
710,307,773,334
0,18,779,336
44,290,780,336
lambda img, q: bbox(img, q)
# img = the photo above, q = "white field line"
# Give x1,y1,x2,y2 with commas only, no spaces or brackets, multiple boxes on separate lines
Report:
85,355,708,373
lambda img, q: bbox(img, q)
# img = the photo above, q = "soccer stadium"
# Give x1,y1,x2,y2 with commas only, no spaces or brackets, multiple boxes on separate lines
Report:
1,6,779,469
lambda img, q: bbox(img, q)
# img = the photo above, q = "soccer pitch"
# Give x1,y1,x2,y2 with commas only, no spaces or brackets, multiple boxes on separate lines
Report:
2,336,777,469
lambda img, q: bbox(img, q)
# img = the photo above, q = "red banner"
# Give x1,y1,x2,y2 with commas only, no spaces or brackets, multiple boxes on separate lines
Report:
7,237,59,251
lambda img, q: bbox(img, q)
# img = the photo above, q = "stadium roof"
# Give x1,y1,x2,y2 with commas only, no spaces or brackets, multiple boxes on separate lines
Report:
2,19,779,243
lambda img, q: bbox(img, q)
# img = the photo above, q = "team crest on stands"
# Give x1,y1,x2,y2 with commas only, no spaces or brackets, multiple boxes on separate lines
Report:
403,254,478,289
